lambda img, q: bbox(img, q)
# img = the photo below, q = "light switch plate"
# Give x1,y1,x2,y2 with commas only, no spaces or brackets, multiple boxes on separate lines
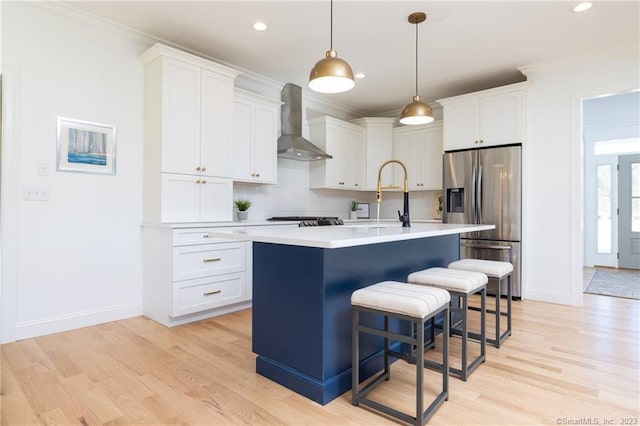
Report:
23,187,50,201
37,162,50,176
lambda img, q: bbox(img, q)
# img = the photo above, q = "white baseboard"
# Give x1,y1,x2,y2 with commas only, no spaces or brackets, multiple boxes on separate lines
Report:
15,303,143,341
525,290,575,306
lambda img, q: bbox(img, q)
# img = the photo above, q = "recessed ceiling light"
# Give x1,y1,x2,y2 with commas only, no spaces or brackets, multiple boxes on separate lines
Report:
253,21,268,31
355,73,366,79
573,2,592,12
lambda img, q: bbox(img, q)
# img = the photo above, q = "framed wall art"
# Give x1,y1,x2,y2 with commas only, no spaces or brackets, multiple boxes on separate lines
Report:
56,117,116,175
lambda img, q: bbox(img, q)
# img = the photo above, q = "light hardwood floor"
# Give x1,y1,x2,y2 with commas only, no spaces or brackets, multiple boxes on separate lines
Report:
1,294,638,425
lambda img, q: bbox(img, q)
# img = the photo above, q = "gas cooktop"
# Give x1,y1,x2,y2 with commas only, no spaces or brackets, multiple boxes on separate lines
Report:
267,216,344,227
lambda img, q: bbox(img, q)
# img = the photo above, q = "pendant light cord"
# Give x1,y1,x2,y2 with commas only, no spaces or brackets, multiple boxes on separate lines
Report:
330,0,333,50
414,20,419,97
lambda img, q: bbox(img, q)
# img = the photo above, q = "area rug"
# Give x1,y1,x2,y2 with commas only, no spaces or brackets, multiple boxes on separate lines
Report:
584,269,640,300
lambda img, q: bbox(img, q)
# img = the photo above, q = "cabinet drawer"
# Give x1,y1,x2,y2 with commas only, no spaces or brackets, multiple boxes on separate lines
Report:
172,274,245,317
173,228,246,246
173,242,245,281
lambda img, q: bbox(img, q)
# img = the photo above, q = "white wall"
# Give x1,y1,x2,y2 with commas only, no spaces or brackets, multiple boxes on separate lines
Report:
1,2,149,341
519,43,639,305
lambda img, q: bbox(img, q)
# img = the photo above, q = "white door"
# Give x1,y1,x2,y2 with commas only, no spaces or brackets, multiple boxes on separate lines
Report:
585,154,619,267
618,154,640,269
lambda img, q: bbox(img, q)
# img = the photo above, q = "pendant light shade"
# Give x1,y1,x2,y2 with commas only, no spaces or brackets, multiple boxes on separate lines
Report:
400,95,434,125
399,12,434,125
309,0,354,94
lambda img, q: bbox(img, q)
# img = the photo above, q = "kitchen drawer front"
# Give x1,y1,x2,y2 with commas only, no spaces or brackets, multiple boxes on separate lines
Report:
173,242,245,281
172,227,246,246
172,274,245,317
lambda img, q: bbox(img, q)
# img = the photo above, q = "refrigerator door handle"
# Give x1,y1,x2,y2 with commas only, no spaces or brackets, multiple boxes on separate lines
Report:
462,243,512,250
477,165,483,224
472,164,477,223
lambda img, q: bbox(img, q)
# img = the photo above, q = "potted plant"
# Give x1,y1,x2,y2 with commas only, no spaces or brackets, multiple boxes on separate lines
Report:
349,200,359,220
234,198,252,222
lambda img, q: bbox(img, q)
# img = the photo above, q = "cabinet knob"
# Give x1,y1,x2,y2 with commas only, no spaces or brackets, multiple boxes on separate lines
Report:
474,140,479,144
256,173,260,177
339,182,344,185
201,166,207,172
196,179,201,184
196,166,201,171
355,183,358,187
201,179,207,184
251,173,255,177
479,139,483,144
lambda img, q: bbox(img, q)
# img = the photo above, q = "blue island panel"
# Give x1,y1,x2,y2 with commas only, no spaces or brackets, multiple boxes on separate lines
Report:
252,234,459,404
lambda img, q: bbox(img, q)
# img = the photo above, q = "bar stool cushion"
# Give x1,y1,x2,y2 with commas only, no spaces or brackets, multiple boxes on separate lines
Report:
408,267,487,294
448,259,513,278
351,281,450,319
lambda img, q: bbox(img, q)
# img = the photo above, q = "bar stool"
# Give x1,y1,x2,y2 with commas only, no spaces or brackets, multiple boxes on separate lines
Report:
407,268,487,381
352,281,450,426
448,259,513,348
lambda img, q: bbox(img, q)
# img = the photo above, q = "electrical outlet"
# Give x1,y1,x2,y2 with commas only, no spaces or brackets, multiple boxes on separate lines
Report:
23,187,50,201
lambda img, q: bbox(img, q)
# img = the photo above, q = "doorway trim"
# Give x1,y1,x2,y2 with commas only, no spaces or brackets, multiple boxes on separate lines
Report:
1,67,19,343
572,88,639,306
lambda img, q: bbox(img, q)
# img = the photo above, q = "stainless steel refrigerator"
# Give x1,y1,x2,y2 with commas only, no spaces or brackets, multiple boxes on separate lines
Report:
443,144,522,298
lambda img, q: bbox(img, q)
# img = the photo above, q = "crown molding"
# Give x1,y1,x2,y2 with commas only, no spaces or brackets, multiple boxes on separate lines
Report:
518,40,639,76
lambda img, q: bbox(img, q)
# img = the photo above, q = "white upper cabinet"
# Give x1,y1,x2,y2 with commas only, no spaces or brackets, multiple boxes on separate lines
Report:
309,116,366,190
140,43,240,223
161,174,233,223
393,121,443,191
200,70,235,178
351,118,396,191
232,89,280,184
437,82,528,151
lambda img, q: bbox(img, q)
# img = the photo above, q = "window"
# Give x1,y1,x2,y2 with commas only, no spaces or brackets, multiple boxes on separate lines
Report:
632,163,639,233
597,164,612,253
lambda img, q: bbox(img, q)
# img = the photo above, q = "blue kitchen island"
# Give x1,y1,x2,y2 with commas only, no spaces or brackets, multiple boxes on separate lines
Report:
207,222,493,405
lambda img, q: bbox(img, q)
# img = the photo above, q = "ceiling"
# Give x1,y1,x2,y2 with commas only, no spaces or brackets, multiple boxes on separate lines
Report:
64,1,639,116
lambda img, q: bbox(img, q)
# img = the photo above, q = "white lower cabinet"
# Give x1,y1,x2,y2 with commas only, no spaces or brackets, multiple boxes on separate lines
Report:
143,225,252,327
173,274,245,317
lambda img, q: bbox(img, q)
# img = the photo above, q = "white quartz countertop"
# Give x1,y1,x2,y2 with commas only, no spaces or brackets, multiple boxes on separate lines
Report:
203,222,494,249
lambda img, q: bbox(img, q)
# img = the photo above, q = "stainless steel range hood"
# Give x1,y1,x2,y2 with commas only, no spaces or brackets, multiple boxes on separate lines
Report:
278,83,332,161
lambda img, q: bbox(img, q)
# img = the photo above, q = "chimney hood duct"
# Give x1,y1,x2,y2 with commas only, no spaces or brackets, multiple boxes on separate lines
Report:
278,83,332,161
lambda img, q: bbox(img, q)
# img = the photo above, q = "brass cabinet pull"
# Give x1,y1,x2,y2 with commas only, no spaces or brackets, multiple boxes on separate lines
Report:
196,166,201,171
201,167,207,172
203,258,221,263
256,173,260,177
339,182,345,185
203,290,221,296
195,179,201,184
201,180,207,184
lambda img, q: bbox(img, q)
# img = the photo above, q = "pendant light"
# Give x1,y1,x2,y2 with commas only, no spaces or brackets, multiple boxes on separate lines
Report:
308,0,355,94
399,12,434,125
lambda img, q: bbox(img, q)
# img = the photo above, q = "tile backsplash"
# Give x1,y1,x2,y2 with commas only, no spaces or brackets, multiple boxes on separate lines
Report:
233,159,440,221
